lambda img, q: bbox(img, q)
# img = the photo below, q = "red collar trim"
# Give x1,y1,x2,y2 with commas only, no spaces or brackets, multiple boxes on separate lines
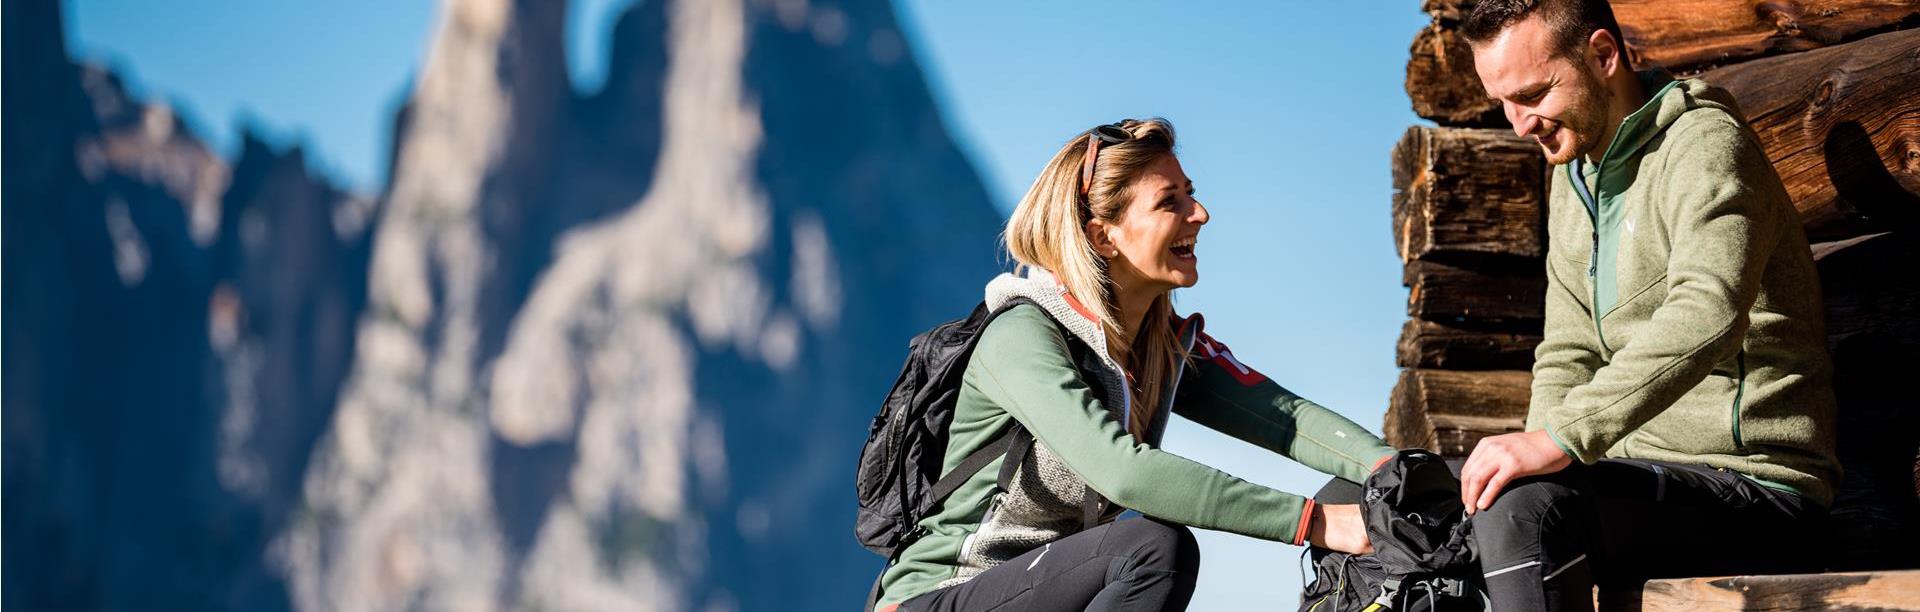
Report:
1172,312,1203,339
1057,285,1101,324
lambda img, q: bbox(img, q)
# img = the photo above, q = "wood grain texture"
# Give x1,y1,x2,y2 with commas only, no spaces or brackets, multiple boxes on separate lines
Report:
1404,260,1547,324
1397,318,1543,370
1612,0,1920,72
1386,368,1530,456
1599,569,1920,611
1704,28,1920,242
1419,0,1476,22
1392,126,1547,263
1415,1,1919,74
1407,21,1507,127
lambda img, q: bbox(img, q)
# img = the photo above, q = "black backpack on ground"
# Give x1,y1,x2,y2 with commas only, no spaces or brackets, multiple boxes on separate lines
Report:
1298,450,1487,612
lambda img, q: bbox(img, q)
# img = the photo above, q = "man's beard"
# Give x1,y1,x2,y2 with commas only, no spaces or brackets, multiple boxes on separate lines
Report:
1541,68,1614,165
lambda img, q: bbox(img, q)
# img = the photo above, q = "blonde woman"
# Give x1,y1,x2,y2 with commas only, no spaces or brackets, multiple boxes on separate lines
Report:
874,118,1395,612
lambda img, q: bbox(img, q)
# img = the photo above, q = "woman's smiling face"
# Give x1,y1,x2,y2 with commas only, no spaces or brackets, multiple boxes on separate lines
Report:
1091,154,1210,295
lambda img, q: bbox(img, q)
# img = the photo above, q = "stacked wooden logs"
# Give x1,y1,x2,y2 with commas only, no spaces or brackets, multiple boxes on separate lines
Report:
1387,0,1547,456
1390,0,1920,570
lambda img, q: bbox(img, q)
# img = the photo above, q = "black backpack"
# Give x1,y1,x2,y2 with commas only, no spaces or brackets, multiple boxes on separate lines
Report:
855,298,1111,611
853,298,1042,559
1299,450,1486,612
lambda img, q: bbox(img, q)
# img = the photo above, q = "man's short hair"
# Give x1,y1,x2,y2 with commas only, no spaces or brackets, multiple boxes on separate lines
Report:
1460,0,1626,61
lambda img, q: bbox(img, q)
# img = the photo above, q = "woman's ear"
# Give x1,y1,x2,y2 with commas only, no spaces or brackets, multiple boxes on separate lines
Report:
1085,218,1118,259
1090,218,1121,258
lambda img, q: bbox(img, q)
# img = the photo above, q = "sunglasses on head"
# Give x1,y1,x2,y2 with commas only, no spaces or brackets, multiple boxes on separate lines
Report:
1079,122,1131,196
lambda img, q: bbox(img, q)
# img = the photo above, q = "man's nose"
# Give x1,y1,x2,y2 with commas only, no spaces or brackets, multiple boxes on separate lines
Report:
1510,108,1540,138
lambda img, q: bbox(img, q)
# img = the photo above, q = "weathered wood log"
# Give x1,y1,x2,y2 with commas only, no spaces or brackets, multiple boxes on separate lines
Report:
1404,260,1546,324
1397,318,1542,370
1392,127,1546,263
1407,20,1507,127
1406,2,1919,166
1611,0,1920,73
1812,231,1920,570
1419,0,1475,22
1386,368,1530,456
1598,570,1920,611
1703,28,1920,242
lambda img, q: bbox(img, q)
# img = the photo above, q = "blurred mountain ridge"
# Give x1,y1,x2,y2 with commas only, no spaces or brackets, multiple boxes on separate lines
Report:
2,0,1003,610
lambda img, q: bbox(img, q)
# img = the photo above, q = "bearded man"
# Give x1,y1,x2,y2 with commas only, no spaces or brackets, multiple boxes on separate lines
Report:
1453,0,1840,609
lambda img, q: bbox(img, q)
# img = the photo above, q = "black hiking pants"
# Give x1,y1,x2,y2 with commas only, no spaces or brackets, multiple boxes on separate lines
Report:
899,517,1201,612
1471,458,1824,611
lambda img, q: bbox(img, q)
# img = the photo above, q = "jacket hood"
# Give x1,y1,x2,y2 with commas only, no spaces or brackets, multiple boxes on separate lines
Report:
984,269,1113,361
983,268,1204,444
1608,72,1745,161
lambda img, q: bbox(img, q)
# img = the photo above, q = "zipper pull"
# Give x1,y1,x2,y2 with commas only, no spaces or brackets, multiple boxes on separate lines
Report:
1589,233,1599,278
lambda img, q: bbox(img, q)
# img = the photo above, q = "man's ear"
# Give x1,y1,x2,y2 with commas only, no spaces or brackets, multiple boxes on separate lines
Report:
1085,218,1118,259
1588,28,1623,76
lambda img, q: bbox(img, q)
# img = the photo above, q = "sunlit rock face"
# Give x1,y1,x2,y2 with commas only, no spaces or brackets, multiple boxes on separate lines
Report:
6,0,999,609
274,0,1002,610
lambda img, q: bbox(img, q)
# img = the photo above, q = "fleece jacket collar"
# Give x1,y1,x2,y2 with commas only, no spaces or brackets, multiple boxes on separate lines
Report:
1566,72,1741,316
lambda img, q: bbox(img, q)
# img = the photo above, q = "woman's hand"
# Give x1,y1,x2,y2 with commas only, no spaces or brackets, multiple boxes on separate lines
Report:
1308,503,1372,555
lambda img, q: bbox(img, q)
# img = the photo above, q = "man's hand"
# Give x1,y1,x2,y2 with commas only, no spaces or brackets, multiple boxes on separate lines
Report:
1308,503,1372,555
1459,430,1574,514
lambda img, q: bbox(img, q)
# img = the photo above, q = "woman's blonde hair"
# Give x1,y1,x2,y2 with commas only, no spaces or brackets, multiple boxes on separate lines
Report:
1003,117,1185,442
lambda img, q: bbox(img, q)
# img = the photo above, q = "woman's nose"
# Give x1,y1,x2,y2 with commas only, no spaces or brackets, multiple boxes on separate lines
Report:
1191,200,1210,225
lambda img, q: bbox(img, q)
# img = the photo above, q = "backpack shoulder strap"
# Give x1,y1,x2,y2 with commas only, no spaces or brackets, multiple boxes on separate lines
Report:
993,297,1115,528
927,423,1023,506
915,297,1049,513
920,296,1101,531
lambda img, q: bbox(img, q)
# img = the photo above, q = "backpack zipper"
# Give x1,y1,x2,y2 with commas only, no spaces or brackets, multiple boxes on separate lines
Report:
1305,562,1350,612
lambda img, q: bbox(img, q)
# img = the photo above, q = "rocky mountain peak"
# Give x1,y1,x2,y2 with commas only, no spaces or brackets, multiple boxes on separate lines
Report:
5,0,1002,610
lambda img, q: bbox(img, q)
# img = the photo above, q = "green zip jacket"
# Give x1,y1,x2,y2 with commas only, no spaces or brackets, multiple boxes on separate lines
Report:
876,273,1395,609
1529,73,1839,506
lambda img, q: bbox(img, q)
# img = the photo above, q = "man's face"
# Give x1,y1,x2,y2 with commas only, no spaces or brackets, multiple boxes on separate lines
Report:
1471,15,1612,165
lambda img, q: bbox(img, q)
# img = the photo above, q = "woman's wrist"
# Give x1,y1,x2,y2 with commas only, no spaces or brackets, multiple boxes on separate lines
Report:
1308,503,1372,555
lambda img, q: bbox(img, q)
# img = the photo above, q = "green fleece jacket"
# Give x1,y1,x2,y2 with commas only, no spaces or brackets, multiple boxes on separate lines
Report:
1529,73,1840,505
876,302,1395,608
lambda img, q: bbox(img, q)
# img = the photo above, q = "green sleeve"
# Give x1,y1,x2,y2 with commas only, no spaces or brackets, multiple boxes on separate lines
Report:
968,306,1313,544
1171,333,1394,484
1542,116,1780,463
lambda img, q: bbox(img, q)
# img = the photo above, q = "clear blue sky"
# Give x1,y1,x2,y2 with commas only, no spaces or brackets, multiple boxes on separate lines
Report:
68,1,1430,608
